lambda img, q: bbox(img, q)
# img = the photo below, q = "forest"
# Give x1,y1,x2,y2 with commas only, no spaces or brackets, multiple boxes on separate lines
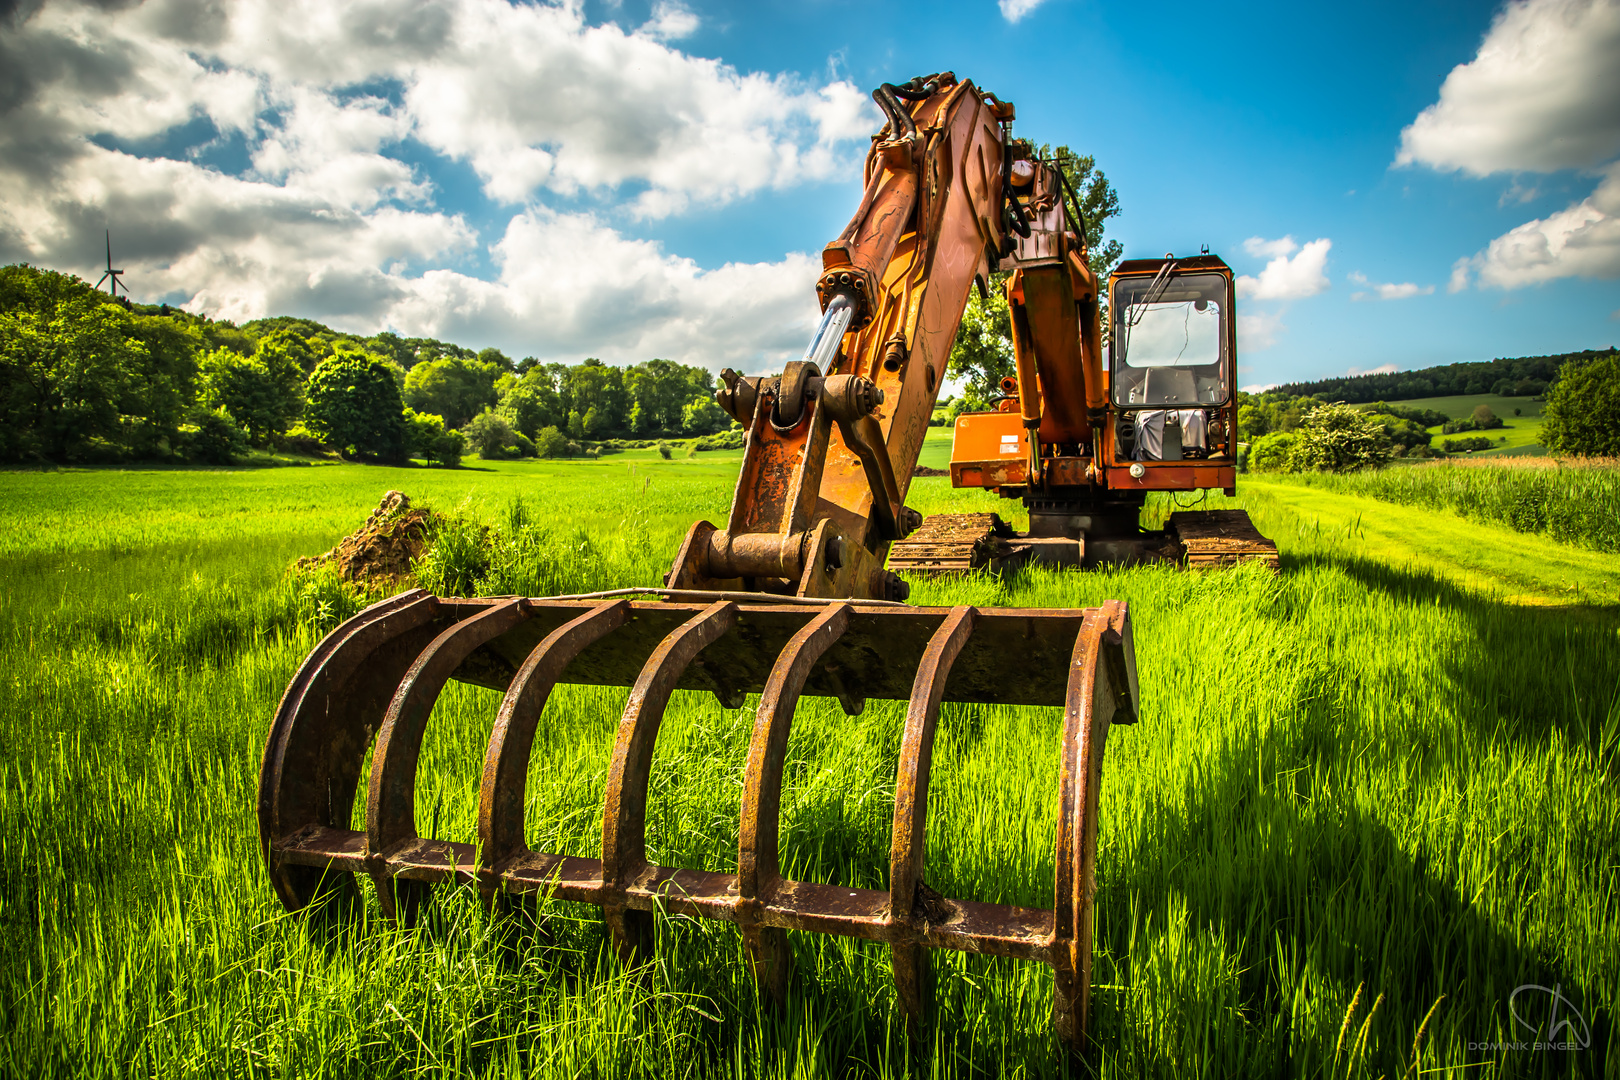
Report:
0,263,733,466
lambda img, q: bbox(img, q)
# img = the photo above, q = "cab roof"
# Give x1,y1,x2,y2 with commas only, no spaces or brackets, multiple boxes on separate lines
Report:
1113,254,1231,276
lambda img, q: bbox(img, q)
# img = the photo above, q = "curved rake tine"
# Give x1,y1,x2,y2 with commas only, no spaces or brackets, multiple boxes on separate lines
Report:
366,598,530,921
600,600,739,967
258,590,443,915
479,600,631,902
889,605,979,1037
737,602,853,1005
1051,600,1129,1053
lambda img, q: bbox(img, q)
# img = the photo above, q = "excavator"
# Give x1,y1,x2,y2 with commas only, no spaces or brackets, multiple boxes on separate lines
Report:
258,72,1274,1056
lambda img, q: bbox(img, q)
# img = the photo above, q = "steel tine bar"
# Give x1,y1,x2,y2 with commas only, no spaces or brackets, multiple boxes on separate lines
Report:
737,602,853,1005
479,600,631,900
258,590,442,914
888,605,979,1035
365,598,530,920
600,600,740,967
1050,600,1126,1052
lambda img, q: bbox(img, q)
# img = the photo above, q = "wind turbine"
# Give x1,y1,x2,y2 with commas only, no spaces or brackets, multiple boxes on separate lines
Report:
95,230,128,300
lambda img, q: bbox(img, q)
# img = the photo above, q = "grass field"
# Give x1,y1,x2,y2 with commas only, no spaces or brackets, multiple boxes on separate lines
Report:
1359,394,1547,456
1,459,1615,1078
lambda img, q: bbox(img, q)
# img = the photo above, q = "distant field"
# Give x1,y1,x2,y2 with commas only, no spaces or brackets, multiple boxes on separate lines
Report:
1359,393,1546,456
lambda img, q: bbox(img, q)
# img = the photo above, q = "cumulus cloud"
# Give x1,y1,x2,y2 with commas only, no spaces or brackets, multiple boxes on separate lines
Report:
1242,235,1298,259
0,0,875,368
1396,0,1620,175
1347,271,1435,301
999,0,1049,21
1235,237,1332,300
1399,0,1620,291
1472,163,1620,286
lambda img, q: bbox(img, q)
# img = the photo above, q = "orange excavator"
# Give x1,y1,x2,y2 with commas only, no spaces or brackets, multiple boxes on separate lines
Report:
258,72,1271,1056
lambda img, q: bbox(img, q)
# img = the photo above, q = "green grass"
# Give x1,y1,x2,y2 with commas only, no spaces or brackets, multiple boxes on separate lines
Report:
1252,461,1620,559
0,463,1615,1078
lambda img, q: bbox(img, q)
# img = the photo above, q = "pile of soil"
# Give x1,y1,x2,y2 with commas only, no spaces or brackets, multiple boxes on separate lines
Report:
297,490,439,586
912,465,949,477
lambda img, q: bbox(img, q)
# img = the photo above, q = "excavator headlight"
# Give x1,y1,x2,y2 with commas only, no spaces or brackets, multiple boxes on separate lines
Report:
1129,463,1145,479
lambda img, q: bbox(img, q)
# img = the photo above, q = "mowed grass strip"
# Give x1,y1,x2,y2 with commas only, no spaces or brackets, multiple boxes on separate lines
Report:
0,464,1614,1078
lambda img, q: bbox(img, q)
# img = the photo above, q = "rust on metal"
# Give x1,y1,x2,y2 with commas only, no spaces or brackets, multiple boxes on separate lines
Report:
259,591,1137,1053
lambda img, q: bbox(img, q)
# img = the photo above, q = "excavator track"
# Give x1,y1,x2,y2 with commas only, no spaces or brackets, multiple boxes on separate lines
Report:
890,509,1278,573
1167,509,1279,570
886,513,1021,574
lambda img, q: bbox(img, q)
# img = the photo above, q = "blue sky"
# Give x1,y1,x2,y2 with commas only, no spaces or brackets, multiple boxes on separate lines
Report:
1,0,1616,387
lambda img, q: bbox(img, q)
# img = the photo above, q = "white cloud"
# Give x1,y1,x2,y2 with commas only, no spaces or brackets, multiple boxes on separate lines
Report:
999,0,1049,21
0,0,874,369
1242,235,1298,259
1448,256,1474,293
1396,0,1620,175
1472,163,1620,287
1239,383,1277,394
1236,238,1332,300
1347,363,1399,377
1347,271,1435,301
1238,310,1286,351
638,2,700,41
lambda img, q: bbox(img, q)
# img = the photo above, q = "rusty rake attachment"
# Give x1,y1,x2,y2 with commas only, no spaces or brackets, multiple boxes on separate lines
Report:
258,592,1138,1049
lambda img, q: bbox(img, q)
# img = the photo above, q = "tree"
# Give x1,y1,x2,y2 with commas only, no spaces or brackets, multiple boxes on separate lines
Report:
496,378,562,439
463,409,519,459
403,356,501,428
1540,351,1620,456
681,393,730,435
1470,403,1500,429
534,426,570,458
1290,402,1392,472
0,267,146,461
946,285,1015,411
304,350,408,461
198,346,304,445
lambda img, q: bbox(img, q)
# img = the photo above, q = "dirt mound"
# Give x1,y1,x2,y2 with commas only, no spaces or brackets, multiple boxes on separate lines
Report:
297,490,438,586
912,465,949,477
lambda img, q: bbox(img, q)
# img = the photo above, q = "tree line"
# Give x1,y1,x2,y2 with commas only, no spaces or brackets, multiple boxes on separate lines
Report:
0,263,735,466
1269,348,1615,404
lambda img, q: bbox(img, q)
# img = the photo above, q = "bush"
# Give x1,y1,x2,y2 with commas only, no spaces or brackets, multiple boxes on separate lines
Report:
179,407,249,465
1470,404,1502,429
1248,431,1300,473
1441,436,1495,453
305,350,408,462
279,422,327,456
694,425,747,451
508,432,537,458
403,408,464,467
1290,402,1392,472
657,441,672,460
1540,351,1620,456
534,426,569,458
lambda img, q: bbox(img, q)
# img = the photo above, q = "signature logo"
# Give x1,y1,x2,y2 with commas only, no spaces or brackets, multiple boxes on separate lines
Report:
1509,984,1590,1050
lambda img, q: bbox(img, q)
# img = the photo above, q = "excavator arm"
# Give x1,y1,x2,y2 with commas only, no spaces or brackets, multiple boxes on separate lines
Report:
666,72,1019,601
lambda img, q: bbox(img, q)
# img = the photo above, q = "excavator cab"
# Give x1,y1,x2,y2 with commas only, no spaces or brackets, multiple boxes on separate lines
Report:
1107,257,1237,464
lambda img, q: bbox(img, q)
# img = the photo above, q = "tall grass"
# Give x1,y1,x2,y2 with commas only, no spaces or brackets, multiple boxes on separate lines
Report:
0,467,1615,1077
1276,459,1620,553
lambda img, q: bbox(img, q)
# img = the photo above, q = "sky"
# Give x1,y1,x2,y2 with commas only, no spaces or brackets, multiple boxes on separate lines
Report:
0,0,1616,389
